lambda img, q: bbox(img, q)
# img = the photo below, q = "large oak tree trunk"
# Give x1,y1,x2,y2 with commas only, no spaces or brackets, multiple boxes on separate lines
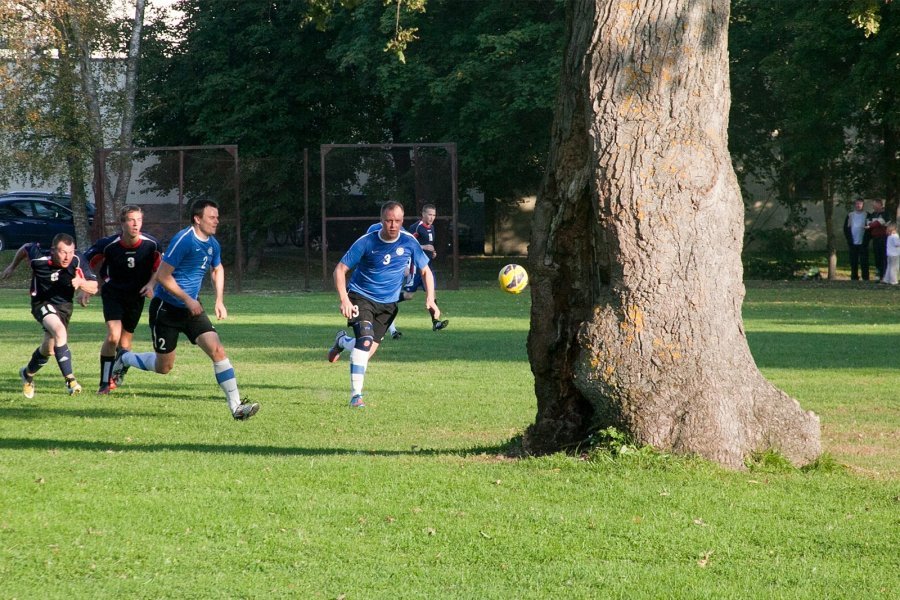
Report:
526,0,820,469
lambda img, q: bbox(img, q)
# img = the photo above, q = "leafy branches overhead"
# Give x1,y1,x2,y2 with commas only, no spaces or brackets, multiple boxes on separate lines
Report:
848,0,885,37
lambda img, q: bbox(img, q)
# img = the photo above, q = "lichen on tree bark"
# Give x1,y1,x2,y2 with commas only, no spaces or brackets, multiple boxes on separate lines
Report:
525,0,820,468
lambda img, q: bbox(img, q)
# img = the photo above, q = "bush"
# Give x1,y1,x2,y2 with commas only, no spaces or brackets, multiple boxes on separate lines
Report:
743,227,808,279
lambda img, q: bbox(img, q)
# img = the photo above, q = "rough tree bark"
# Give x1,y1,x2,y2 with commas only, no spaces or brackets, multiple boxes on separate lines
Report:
525,0,821,469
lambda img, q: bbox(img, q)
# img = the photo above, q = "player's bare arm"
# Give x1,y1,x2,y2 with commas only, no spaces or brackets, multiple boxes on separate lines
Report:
157,262,203,316
211,263,227,320
72,272,98,296
1,244,28,278
333,262,355,318
421,265,440,320
139,270,158,298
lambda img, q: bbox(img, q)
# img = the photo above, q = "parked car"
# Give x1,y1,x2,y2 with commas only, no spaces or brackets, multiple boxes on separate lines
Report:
0,197,77,252
0,191,95,225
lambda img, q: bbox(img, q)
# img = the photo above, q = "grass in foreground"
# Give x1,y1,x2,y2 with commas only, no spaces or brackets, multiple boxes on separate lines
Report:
0,285,897,599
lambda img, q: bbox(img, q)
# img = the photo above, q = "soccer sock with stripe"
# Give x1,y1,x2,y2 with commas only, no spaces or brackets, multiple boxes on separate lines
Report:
349,348,370,398
99,354,115,386
341,334,356,351
214,358,241,413
53,344,74,379
122,350,158,372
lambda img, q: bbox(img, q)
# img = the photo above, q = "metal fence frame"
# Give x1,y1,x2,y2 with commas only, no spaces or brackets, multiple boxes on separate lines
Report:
94,144,243,289
319,142,459,290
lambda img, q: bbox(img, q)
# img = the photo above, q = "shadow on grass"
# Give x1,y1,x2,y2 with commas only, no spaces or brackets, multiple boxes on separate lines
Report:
0,436,511,458
747,331,900,370
0,406,171,419
0,321,530,362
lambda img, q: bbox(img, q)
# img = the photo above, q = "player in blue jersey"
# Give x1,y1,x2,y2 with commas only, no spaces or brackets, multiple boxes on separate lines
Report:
111,199,259,420
2,233,98,397
84,205,161,394
365,221,408,340
328,201,441,408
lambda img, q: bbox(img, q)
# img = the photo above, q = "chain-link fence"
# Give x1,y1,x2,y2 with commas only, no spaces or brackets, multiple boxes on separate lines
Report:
95,145,244,286
320,143,459,289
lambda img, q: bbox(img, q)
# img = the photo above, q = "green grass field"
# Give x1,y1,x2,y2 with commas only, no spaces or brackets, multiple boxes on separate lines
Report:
0,275,898,598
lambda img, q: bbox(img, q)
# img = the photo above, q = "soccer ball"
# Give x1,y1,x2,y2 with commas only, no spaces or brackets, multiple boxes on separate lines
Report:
498,264,529,294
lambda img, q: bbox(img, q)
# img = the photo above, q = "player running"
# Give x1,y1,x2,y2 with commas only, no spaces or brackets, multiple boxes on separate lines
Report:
84,205,161,394
407,203,448,331
1,233,98,397
328,201,440,408
111,199,259,420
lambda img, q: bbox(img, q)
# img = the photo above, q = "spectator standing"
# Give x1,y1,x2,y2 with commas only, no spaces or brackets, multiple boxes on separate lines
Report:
843,199,870,281
867,199,889,280
883,223,900,285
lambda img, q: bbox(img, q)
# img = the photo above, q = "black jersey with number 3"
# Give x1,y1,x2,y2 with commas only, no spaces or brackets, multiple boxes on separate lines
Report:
85,233,161,294
27,244,95,306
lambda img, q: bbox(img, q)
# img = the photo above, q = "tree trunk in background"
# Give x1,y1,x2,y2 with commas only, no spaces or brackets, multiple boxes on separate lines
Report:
110,0,146,223
822,177,837,280
525,0,821,469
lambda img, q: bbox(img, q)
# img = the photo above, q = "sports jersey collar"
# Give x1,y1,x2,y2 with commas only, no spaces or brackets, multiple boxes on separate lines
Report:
118,234,143,249
192,225,210,242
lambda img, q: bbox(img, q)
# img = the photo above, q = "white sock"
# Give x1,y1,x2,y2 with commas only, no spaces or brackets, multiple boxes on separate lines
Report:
214,358,241,412
123,351,157,372
349,348,369,398
341,334,356,351
388,322,397,335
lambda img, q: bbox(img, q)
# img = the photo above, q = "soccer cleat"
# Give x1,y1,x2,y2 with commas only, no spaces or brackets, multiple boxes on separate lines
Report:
432,318,449,331
391,329,403,340
20,367,35,399
110,348,126,383
349,394,366,408
327,330,346,363
97,384,111,395
232,401,260,421
65,378,82,396
110,348,129,385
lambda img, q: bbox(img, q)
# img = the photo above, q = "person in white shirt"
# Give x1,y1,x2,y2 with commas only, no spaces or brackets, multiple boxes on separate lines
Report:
882,222,900,285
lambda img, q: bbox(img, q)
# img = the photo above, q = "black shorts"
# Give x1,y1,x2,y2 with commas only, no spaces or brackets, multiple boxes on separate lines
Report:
347,292,398,343
31,301,73,330
101,286,146,333
148,296,216,354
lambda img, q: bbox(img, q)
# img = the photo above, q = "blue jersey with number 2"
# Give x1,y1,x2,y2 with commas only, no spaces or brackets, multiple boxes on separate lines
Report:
154,226,221,308
341,230,429,303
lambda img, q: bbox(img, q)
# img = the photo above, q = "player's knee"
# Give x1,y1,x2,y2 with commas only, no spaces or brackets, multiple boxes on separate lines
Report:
210,347,227,362
156,359,174,375
353,320,375,352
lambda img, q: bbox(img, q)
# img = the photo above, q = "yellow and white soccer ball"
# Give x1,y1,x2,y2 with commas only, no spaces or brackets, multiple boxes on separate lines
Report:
498,264,529,294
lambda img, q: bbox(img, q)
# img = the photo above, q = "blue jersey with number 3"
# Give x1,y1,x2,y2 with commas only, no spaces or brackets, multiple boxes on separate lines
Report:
341,230,429,303
154,226,221,308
